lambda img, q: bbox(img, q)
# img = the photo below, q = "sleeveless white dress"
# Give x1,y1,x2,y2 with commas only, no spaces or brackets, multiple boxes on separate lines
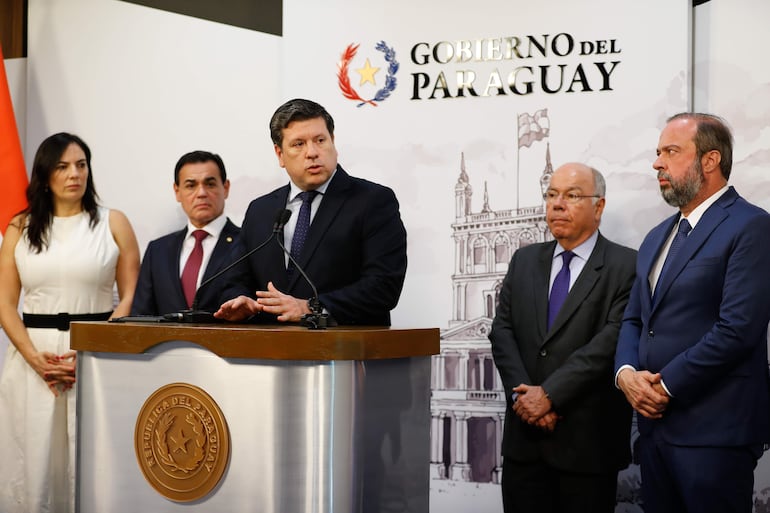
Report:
0,207,118,513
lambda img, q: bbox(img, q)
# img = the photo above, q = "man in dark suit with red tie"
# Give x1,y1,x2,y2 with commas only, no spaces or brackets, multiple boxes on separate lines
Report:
215,98,407,325
489,162,636,513
131,151,240,316
615,113,770,513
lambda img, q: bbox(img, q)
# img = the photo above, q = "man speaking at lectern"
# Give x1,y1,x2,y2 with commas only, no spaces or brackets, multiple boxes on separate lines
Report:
215,98,407,325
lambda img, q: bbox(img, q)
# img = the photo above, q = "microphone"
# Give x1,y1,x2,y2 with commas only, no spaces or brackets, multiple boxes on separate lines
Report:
275,225,333,330
166,209,292,323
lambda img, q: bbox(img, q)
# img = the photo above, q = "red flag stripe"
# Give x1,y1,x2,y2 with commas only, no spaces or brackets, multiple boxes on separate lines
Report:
0,43,28,235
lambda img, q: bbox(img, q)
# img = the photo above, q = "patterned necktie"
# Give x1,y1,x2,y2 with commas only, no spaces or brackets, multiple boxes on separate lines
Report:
181,229,209,308
654,218,691,299
288,190,319,275
548,250,575,329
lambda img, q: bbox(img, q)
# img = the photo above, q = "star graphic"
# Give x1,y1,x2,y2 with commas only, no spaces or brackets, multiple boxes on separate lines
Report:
169,427,191,454
355,58,380,86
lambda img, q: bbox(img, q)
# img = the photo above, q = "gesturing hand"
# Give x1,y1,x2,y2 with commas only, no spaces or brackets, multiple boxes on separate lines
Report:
256,282,311,322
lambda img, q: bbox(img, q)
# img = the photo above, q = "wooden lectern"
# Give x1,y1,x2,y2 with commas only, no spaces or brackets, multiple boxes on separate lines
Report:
71,322,439,513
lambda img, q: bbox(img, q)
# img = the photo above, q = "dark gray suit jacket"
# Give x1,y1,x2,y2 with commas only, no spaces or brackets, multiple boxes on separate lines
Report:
489,233,636,473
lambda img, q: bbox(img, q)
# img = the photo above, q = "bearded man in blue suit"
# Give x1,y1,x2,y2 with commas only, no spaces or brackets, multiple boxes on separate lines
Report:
131,151,240,316
615,113,770,513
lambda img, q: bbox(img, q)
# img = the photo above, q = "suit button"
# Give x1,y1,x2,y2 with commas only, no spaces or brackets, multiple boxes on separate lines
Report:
648,330,654,336
539,349,547,357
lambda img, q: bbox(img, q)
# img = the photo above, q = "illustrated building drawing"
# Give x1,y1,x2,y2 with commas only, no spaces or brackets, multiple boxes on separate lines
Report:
431,146,555,483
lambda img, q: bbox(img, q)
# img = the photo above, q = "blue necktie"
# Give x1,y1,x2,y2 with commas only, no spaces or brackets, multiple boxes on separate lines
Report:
288,190,319,275
654,218,691,299
548,250,575,329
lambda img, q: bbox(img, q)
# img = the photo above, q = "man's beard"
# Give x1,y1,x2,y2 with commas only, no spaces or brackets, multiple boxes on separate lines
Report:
659,159,704,208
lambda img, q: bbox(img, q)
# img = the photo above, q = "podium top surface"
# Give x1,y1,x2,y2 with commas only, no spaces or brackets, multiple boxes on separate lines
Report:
70,322,440,360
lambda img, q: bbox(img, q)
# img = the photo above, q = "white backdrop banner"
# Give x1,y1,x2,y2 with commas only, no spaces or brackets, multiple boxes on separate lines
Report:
280,1,690,511
20,0,697,511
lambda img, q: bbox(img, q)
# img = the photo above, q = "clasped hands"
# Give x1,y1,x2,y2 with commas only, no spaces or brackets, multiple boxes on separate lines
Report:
512,384,559,433
30,350,76,397
616,368,669,419
214,281,310,322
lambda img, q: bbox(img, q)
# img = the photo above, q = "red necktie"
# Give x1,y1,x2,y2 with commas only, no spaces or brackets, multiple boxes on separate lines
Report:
181,229,208,308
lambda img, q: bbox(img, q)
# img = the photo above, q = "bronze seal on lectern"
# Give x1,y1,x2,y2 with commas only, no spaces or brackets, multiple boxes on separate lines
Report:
134,383,230,502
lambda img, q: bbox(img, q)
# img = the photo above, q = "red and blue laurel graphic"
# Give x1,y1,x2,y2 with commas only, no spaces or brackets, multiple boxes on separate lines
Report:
337,41,399,107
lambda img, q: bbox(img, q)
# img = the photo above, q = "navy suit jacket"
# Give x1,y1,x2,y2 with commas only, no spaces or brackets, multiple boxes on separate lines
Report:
131,219,241,316
615,187,770,446
489,234,636,473
221,166,407,325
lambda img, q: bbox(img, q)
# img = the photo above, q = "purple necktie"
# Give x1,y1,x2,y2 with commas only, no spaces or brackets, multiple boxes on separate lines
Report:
548,250,575,329
181,229,209,308
288,190,319,275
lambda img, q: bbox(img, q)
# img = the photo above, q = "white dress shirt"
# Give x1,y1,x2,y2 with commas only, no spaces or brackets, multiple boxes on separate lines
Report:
179,213,229,289
282,168,337,267
549,230,599,296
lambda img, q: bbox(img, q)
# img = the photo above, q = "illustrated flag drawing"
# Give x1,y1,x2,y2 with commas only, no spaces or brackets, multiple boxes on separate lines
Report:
517,109,550,148
0,43,28,235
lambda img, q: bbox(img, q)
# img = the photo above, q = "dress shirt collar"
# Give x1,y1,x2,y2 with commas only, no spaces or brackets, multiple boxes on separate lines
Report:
553,229,599,263
185,213,227,240
287,166,337,202
677,184,729,229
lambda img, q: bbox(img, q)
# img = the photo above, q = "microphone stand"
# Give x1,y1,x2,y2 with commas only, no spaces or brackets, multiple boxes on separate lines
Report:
275,236,331,330
170,209,293,323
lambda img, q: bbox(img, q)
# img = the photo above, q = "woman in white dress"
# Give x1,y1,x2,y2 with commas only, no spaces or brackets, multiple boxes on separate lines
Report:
0,133,140,513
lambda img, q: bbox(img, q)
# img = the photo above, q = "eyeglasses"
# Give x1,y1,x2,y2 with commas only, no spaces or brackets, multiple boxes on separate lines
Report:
543,190,601,204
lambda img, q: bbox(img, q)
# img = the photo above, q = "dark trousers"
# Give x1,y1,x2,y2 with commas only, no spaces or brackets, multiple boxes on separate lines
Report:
502,457,618,513
638,433,759,513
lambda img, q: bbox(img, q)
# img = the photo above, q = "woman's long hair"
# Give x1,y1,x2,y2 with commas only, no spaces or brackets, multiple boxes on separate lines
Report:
24,132,100,253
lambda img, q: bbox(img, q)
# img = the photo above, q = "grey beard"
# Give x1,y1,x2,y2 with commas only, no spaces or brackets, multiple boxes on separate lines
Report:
659,168,703,208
